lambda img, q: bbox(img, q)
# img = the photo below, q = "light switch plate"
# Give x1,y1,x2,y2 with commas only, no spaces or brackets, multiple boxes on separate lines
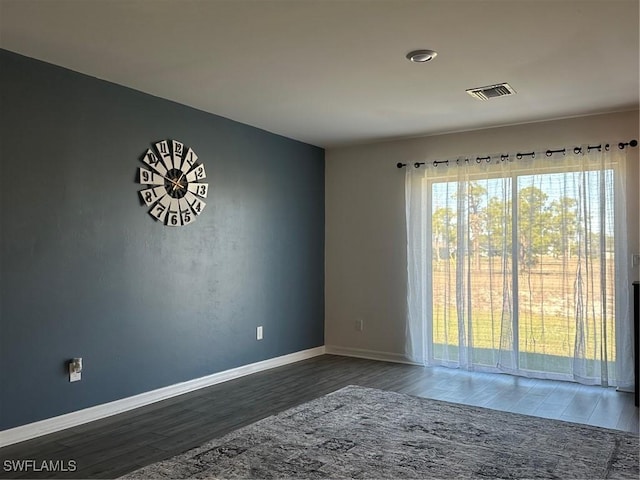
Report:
257,326,263,340
70,371,81,382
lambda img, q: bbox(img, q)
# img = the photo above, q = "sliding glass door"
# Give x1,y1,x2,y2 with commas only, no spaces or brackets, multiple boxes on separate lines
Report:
426,157,621,384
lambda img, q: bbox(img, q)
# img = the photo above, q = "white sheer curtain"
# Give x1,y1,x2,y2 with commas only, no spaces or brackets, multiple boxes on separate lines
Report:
405,145,633,389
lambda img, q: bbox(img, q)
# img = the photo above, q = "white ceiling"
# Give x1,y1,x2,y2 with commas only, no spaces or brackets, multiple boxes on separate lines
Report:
1,0,638,148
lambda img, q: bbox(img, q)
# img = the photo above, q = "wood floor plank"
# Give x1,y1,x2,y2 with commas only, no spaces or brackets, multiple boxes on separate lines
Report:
0,355,636,479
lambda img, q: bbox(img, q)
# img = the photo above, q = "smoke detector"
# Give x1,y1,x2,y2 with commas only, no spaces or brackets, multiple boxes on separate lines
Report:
466,83,516,100
406,49,438,63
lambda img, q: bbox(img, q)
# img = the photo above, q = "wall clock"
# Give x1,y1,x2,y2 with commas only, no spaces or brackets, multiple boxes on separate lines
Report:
137,139,208,226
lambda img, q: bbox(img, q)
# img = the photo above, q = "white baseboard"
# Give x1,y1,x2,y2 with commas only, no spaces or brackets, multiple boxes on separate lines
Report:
325,345,422,366
0,346,325,448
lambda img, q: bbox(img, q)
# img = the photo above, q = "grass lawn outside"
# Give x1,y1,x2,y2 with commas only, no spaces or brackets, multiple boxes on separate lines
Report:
430,255,616,377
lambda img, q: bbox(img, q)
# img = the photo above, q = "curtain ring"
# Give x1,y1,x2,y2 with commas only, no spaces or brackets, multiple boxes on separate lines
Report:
546,150,552,157
605,143,610,151
433,161,438,167
574,147,582,154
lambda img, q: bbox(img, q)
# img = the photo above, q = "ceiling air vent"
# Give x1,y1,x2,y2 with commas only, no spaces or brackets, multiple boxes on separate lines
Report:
466,83,516,101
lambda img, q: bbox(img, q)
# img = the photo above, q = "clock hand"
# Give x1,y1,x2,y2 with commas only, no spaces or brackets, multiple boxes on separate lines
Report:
172,172,187,192
161,174,183,189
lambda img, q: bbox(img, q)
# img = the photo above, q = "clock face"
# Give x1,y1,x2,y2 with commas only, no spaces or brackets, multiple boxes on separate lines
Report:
137,139,208,226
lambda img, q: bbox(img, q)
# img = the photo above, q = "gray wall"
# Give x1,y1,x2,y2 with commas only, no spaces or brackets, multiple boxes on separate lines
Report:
0,49,325,430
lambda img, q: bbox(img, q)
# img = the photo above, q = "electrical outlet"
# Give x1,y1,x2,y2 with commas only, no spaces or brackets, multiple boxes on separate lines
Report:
69,358,82,382
355,318,364,332
257,326,263,340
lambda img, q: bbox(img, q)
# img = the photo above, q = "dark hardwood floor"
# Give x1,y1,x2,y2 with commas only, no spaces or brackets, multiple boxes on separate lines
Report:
1,354,637,479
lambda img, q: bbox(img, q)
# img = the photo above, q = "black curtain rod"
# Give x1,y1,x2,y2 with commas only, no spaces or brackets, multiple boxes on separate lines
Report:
396,139,638,169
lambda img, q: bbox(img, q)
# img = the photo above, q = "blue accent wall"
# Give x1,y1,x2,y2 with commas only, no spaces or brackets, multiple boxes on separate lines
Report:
0,49,325,430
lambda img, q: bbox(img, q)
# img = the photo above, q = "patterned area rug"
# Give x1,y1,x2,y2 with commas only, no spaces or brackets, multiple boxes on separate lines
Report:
122,385,639,479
